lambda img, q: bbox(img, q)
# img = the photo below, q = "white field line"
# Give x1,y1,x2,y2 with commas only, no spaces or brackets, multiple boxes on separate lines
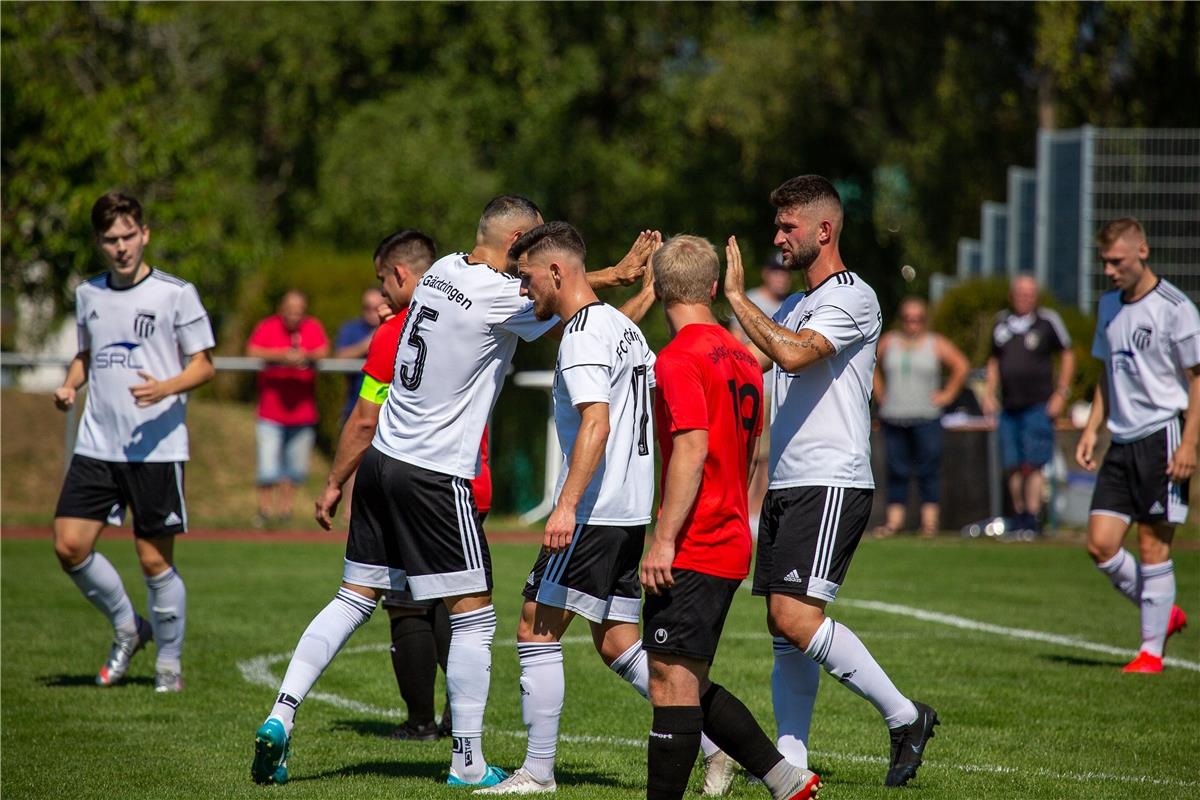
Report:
835,598,1200,673
237,603,1200,791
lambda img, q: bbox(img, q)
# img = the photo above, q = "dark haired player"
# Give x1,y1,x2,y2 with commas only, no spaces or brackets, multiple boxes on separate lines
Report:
53,191,216,694
725,175,937,788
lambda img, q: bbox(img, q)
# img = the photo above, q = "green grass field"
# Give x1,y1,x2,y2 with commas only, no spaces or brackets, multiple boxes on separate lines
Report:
2,535,1197,799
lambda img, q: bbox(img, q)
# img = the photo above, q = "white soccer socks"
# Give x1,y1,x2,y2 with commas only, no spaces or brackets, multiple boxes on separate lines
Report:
1097,548,1141,605
145,566,187,674
516,641,564,783
805,617,918,729
609,639,650,698
772,636,820,768
270,587,376,735
1139,561,1175,657
447,605,498,783
608,640,720,758
67,552,139,638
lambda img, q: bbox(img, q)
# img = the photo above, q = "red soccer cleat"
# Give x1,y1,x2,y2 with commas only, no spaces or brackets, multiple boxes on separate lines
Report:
786,769,822,800
1166,605,1187,645
1122,651,1164,673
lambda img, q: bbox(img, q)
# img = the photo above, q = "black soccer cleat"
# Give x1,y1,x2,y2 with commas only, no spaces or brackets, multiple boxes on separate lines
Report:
885,701,939,787
389,719,441,741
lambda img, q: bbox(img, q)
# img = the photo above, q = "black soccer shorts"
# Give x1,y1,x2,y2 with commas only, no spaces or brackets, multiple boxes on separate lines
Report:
642,568,741,663
55,454,188,538
1091,418,1190,525
752,485,873,602
522,523,645,624
345,446,491,600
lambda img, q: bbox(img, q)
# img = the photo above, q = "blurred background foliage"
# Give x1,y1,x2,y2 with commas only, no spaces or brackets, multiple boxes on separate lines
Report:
4,1,1196,513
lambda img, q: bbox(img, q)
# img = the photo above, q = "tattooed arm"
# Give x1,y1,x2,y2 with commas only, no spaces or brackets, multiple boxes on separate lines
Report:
723,236,836,373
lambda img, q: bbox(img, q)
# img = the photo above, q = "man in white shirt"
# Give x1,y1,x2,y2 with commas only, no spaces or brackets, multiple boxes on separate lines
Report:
53,192,216,694
724,175,937,789
478,221,659,794
251,198,658,789
1076,217,1199,674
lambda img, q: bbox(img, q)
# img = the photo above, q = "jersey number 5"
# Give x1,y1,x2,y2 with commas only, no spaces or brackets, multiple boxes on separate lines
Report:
400,303,440,391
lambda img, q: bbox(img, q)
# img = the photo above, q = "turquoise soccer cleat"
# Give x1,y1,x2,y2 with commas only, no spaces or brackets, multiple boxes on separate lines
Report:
447,764,508,787
251,718,290,785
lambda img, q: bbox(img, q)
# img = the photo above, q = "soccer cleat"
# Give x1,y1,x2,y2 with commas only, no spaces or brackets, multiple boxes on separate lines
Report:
779,766,821,800
251,718,290,785
885,701,939,787
96,615,153,687
473,767,556,795
1166,605,1187,646
154,669,183,693
702,749,737,796
1122,651,1164,673
448,765,509,788
390,719,441,741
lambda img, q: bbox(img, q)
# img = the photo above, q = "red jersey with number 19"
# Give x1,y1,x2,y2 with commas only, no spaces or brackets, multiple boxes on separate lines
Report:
654,323,764,579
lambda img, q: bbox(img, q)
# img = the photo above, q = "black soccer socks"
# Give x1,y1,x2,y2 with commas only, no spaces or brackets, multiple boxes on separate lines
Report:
647,705,704,800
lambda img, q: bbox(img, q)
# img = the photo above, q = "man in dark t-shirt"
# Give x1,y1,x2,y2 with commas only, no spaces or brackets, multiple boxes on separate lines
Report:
982,275,1075,533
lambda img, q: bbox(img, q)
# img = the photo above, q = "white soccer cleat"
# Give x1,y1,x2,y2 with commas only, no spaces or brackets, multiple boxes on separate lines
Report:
154,669,183,693
473,767,557,795
96,615,152,687
702,749,737,796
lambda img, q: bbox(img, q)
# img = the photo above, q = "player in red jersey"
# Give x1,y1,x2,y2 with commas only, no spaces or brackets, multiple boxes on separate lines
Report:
639,235,820,800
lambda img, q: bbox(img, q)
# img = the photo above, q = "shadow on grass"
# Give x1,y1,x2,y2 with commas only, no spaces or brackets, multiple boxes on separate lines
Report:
39,673,154,688
330,719,429,740
292,758,447,782
1041,653,1119,668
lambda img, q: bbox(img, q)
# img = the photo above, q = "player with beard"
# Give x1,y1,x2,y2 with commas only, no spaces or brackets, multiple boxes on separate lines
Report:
724,175,938,788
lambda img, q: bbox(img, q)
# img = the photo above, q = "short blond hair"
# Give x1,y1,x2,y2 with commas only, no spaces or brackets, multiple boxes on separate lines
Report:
653,235,718,305
1096,217,1146,249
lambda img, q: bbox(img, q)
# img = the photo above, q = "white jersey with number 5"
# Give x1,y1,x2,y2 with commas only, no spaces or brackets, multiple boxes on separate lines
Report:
373,253,556,479
74,268,215,463
1092,279,1200,443
768,271,882,490
553,302,656,525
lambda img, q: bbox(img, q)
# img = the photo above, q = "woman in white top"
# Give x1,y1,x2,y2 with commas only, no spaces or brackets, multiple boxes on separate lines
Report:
872,298,969,537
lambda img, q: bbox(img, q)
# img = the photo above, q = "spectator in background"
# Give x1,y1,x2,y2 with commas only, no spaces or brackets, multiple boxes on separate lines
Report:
333,287,385,423
872,298,969,537
982,275,1075,535
246,289,330,526
728,252,792,532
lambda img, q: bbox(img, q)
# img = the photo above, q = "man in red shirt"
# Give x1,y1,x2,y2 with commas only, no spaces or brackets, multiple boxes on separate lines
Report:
246,289,330,524
640,235,820,800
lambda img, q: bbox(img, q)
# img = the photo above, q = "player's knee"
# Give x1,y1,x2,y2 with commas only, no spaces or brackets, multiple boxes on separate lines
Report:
138,551,171,576
1085,537,1115,563
53,536,90,569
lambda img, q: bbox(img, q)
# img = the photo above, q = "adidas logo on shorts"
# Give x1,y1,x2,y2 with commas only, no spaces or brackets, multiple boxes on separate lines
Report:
164,511,182,526
784,569,804,584
1149,501,1165,515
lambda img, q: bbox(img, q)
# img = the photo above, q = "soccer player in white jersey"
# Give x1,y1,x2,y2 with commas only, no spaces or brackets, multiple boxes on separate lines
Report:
52,192,216,694
724,175,937,788
251,197,657,788
1076,217,1198,674
475,221,663,795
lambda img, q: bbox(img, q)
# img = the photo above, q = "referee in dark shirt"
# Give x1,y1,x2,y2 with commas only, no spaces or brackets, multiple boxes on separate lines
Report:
982,275,1075,534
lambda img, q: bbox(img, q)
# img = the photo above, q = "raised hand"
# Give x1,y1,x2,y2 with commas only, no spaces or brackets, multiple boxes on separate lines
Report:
724,235,746,299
